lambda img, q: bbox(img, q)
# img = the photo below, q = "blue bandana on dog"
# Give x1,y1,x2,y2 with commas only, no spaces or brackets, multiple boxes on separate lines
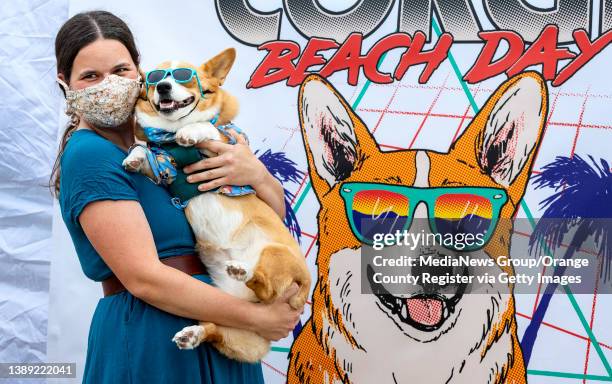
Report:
128,115,255,209
143,114,246,145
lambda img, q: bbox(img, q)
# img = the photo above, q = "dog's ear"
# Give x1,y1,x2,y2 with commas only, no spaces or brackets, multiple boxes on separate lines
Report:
137,67,148,100
201,48,236,86
298,74,379,198
133,67,156,136
451,72,548,202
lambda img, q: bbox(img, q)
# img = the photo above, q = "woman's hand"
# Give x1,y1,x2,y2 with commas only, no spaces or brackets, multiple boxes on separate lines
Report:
185,131,267,190
250,283,304,341
184,130,287,219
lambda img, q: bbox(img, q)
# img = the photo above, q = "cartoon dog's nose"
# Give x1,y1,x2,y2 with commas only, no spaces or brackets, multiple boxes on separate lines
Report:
156,81,172,94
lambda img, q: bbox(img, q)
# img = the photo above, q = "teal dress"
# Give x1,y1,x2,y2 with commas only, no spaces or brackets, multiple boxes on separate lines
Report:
59,129,264,384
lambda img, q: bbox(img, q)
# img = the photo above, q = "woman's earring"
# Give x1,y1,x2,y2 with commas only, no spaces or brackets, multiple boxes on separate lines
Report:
69,113,79,126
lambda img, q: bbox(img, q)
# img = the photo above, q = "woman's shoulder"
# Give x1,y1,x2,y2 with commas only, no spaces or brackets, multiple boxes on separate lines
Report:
60,129,133,184
62,129,126,167
59,129,139,224
60,129,136,196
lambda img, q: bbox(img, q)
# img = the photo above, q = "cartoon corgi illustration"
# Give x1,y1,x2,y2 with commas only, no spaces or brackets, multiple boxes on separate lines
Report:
288,72,548,383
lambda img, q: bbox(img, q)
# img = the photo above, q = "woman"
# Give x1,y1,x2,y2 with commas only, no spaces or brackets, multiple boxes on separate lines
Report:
51,10,303,384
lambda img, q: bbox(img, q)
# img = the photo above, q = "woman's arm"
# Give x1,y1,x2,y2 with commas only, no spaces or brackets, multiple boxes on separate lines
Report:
79,199,299,340
184,135,287,220
249,167,286,220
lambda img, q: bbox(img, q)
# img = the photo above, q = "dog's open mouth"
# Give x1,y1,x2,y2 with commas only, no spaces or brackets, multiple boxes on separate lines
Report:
367,265,466,332
157,96,195,113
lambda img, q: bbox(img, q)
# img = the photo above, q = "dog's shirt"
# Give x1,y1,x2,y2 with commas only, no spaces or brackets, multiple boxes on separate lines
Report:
129,117,255,208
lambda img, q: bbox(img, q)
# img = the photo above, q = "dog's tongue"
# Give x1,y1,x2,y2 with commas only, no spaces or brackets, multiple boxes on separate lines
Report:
406,297,443,326
160,100,176,109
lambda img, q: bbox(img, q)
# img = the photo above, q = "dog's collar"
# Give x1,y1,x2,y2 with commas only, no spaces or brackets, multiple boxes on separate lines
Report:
142,126,176,144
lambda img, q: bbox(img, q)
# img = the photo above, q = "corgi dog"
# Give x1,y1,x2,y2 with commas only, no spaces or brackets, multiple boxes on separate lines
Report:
122,48,311,363
288,72,548,383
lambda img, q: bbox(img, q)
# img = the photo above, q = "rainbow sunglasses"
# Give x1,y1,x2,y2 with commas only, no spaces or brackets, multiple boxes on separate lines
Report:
145,67,207,97
339,182,508,251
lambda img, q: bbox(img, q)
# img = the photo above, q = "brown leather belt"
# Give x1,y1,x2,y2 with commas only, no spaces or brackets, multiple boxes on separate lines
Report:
102,254,207,297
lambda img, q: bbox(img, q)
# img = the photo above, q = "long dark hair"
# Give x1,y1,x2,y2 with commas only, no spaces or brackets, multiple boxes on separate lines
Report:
50,10,140,197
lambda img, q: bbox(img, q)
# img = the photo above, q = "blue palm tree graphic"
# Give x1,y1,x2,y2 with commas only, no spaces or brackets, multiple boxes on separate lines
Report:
520,154,612,366
257,149,304,243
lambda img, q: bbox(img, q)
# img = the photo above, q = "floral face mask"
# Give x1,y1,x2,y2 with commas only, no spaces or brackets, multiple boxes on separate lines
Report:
57,74,142,129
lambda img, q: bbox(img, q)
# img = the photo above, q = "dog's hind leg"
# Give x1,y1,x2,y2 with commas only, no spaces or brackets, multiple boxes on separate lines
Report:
172,321,222,349
213,326,270,363
246,243,311,309
173,321,269,362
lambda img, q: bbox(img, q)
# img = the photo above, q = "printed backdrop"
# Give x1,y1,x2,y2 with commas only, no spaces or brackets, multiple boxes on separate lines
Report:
1,1,609,383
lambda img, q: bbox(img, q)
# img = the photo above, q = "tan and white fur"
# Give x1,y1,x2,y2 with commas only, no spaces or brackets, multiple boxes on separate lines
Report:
122,48,311,363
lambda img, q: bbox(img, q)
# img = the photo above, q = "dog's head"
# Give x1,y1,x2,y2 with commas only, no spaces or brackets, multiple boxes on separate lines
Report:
135,48,236,132
298,72,547,349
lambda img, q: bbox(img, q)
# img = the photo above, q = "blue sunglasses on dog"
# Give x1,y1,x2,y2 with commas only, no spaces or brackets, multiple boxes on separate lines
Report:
145,68,206,97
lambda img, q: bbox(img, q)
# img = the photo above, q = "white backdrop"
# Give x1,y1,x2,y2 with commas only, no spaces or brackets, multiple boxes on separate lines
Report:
0,2,66,383
0,0,607,383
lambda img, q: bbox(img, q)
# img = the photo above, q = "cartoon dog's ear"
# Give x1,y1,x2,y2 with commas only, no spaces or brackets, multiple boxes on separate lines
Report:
201,48,236,86
298,75,379,198
451,72,548,198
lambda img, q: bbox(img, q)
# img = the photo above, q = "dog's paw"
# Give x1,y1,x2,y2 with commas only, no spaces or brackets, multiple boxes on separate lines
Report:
172,325,203,349
122,146,147,172
175,123,219,147
175,130,199,147
226,261,248,282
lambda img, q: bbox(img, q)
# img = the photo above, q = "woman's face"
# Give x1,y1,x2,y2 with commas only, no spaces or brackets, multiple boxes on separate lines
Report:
59,38,138,89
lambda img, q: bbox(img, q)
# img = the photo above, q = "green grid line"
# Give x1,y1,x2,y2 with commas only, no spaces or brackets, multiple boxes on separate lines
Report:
271,346,291,353
292,179,310,213
293,53,387,214
430,17,611,378
565,285,612,376
431,21,477,112
288,17,611,379
528,370,612,381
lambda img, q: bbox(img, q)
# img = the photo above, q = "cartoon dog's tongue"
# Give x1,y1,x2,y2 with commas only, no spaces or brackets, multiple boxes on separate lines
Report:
406,297,444,326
